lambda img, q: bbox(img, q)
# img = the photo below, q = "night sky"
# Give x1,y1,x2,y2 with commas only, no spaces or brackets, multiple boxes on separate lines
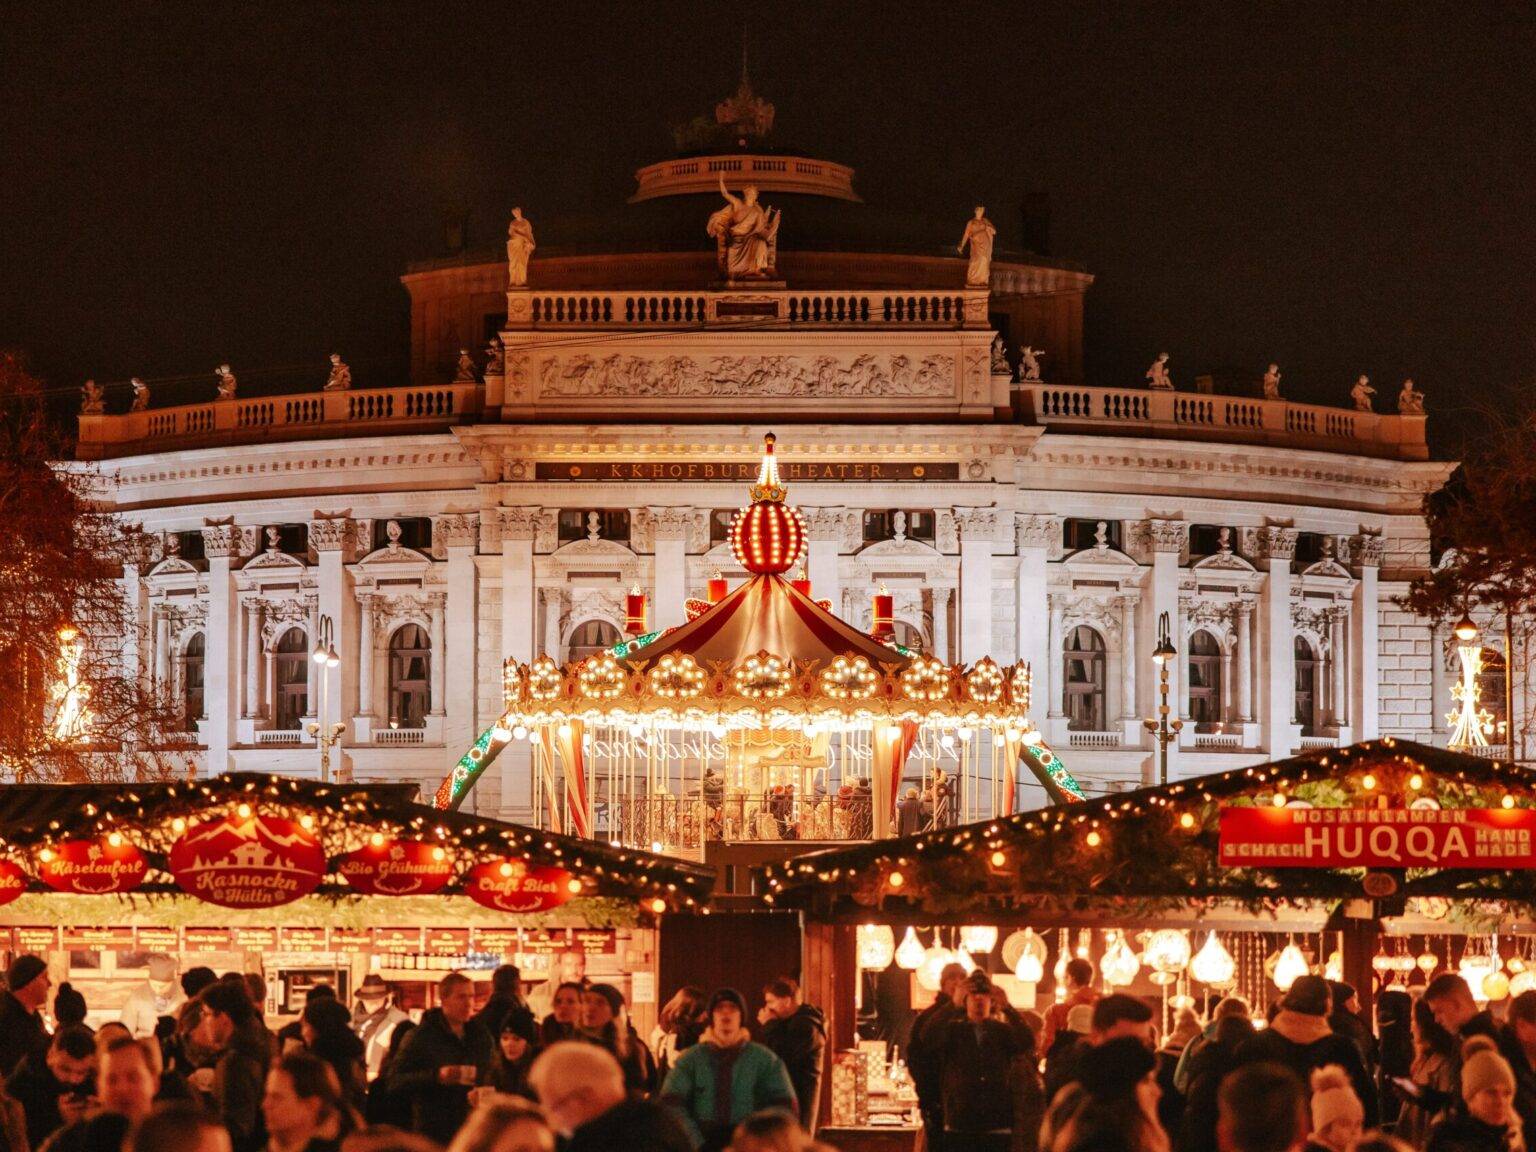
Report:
5,3,1534,455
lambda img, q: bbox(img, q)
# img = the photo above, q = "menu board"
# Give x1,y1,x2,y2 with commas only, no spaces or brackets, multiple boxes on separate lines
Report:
63,927,135,950
472,929,521,954
373,928,423,951
233,928,277,949
281,928,328,953
184,928,233,949
136,927,180,951
15,928,59,952
424,928,471,956
330,929,371,953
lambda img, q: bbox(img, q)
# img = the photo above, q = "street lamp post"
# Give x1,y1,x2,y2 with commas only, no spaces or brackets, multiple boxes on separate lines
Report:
1143,611,1183,786
307,614,347,782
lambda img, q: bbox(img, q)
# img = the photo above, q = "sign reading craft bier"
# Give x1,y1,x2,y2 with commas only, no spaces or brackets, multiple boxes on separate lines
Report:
537,460,959,482
169,815,327,908
1219,806,1536,869
464,860,573,914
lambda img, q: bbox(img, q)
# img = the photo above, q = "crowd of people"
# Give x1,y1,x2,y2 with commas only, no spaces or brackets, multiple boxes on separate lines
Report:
0,949,1528,1152
0,957,829,1152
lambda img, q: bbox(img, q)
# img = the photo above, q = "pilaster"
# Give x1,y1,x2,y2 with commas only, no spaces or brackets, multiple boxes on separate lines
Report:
1015,515,1055,723
200,521,241,776
956,508,998,663
1260,525,1299,754
310,512,358,770
807,508,846,613
651,507,691,630
1143,519,1185,775
1351,533,1384,740
438,513,480,774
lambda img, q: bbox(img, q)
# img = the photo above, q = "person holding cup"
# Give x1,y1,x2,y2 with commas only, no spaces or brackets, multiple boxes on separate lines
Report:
386,972,494,1145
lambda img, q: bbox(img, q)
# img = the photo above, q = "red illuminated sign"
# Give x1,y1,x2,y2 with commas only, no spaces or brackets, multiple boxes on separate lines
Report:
464,860,573,914
1219,806,1536,869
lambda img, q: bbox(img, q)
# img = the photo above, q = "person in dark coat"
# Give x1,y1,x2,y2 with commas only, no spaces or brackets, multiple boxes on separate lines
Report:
363,1021,415,1129
1235,975,1378,1130
530,1042,692,1152
1496,989,1536,1137
487,1013,539,1099
933,972,1022,1152
1428,1036,1522,1152
1327,981,1377,1076
1216,1062,1308,1152
1376,987,1414,1128
0,958,52,1081
540,983,583,1049
469,966,534,1042
276,987,335,1055
7,1026,95,1150
578,984,655,1095
41,1038,160,1152
385,973,493,1145
1046,993,1155,1106
757,977,826,1133
299,999,366,1116
1178,1014,1256,1152
191,981,274,1152
906,963,967,1151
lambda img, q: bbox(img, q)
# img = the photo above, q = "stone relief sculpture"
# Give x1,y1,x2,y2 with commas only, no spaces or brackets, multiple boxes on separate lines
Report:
130,377,149,411
707,175,780,280
537,352,954,399
80,380,105,415
1019,346,1044,382
1398,377,1425,415
215,364,237,400
989,335,1009,375
506,208,535,288
1351,374,1375,412
485,339,504,375
957,206,996,286
324,354,352,391
1146,352,1173,390
454,349,477,382
1263,363,1282,399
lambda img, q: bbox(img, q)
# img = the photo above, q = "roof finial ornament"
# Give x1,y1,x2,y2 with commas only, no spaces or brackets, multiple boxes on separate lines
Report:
750,432,787,503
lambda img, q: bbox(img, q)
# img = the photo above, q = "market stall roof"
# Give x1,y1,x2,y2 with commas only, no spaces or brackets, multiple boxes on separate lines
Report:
621,573,911,671
761,739,1536,920
0,773,716,909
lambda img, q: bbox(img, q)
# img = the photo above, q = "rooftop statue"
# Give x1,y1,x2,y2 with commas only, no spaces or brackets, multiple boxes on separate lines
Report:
708,174,780,280
1350,374,1375,412
1398,377,1425,415
130,377,149,411
1146,352,1173,390
1263,363,1282,399
454,349,477,383
957,206,996,286
506,208,535,288
485,338,505,376
324,353,352,392
990,335,1009,375
80,380,105,415
1019,346,1044,382
215,364,237,401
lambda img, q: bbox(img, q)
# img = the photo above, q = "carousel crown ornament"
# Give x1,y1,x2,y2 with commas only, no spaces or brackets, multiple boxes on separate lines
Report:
729,433,807,575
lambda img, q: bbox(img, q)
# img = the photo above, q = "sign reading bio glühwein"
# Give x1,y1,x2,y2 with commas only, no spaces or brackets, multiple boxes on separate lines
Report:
1219,807,1536,869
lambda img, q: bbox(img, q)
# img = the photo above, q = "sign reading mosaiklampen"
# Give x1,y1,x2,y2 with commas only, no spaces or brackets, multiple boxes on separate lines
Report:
1219,806,1536,868
537,460,958,482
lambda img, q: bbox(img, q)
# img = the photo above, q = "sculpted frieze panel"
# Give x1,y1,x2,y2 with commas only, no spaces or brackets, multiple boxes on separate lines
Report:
536,352,955,399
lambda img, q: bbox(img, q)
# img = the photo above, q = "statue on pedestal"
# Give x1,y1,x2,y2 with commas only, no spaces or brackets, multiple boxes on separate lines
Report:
707,175,780,280
485,339,504,376
454,350,477,382
80,380,105,415
324,354,352,391
215,364,237,401
1019,346,1044,382
130,377,149,411
1146,352,1173,390
957,206,996,286
990,335,1009,375
1398,377,1425,414
1350,374,1375,412
506,208,535,288
1263,363,1282,399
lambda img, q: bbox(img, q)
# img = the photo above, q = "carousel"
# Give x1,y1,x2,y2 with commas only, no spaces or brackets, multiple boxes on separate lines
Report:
436,435,1084,855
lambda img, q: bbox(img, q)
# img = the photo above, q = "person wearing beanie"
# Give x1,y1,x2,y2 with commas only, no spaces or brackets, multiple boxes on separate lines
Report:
1427,1035,1522,1152
485,1010,541,1099
927,971,1025,1152
0,955,52,1078
1305,1066,1365,1152
907,962,969,1152
660,988,796,1152
1052,1035,1168,1152
1235,975,1378,1129
579,982,655,1094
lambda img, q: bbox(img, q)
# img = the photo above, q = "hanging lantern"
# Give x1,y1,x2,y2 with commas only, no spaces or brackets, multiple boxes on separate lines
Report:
895,927,925,971
1100,932,1140,987
917,945,953,992
858,925,896,971
1003,928,1049,973
1485,971,1512,1002
1189,932,1236,987
960,926,999,955
1324,950,1344,983
1371,946,1393,975
1511,971,1536,997
1015,949,1045,984
1273,942,1310,991
1418,950,1440,974
1145,930,1192,974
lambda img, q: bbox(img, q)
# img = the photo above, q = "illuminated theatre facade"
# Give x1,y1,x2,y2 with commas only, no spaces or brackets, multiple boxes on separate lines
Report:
79,87,1453,823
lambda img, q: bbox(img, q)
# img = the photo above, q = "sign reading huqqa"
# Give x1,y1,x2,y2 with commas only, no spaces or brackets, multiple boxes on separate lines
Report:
169,814,326,908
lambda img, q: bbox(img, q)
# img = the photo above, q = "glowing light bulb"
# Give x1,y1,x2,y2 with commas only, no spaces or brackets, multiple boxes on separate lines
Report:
649,898,667,914
1179,812,1195,829
237,803,252,819
1190,931,1235,986
370,832,385,847
567,878,583,894
1085,830,1102,848
990,850,1007,868
499,862,513,877
1504,794,1516,809
888,870,905,889
107,832,122,847
895,927,925,970
1273,942,1310,991
1361,774,1376,791
1409,774,1423,791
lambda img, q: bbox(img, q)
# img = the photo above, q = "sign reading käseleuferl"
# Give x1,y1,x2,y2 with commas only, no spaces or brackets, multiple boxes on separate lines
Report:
1219,807,1536,868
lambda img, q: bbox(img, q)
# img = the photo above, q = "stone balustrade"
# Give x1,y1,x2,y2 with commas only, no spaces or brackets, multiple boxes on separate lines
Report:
1017,383,1428,461
76,382,482,460
513,288,981,329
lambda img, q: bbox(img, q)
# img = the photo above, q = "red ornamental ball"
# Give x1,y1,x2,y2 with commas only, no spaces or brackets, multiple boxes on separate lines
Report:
730,501,807,575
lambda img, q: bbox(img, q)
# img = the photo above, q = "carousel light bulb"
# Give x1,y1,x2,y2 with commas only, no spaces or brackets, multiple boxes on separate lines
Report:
172,817,186,833
895,927,925,970
491,724,512,743
650,841,664,854
512,725,528,740
1190,932,1236,986
711,724,727,739
1273,943,1310,991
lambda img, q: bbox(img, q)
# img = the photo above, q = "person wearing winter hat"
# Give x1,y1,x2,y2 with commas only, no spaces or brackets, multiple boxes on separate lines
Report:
0,954,52,1077
1305,1066,1364,1152
1427,1035,1522,1152
1052,1035,1169,1152
1235,975,1378,1129
660,988,796,1152
928,972,1025,1152
579,982,655,1093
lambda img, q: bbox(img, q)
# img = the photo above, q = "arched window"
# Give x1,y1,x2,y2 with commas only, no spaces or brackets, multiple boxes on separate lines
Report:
567,619,622,663
1294,637,1319,735
1188,630,1224,731
388,625,431,729
181,633,205,732
1063,626,1107,731
890,619,926,653
274,628,309,730
1478,647,1510,748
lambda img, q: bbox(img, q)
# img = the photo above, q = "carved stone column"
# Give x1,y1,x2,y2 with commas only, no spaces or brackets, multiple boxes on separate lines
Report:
243,601,262,719
154,608,171,689
200,521,241,774
955,508,997,663
428,592,447,717
1047,599,1065,719
1119,595,1137,721
310,512,357,733
1236,602,1255,722
1219,640,1234,726
305,597,320,722
1259,525,1299,754
1331,608,1350,728
651,507,691,630
357,594,375,717
932,587,952,663
1015,515,1055,722
1351,533,1384,740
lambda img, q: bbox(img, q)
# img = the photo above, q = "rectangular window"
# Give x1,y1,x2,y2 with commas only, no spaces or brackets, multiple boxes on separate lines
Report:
373,518,432,552
1294,532,1325,565
907,510,936,542
1063,519,1119,552
1188,524,1225,558
863,511,892,543
557,510,631,545
174,531,206,562
710,510,734,544
276,523,309,555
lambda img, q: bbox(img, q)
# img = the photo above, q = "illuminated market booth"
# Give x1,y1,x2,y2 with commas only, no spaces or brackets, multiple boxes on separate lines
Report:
762,738,1536,1143
0,773,712,1036
437,435,1083,854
